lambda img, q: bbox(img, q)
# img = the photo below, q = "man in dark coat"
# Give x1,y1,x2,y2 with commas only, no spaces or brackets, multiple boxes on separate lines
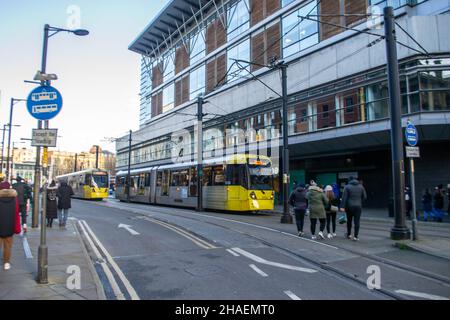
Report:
46,181,58,228
57,181,74,228
12,176,33,233
0,181,21,270
289,183,308,237
341,177,367,241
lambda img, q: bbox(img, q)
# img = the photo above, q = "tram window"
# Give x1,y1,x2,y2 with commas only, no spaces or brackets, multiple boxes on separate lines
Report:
139,173,145,188
226,164,248,188
203,167,212,186
156,172,162,187
171,170,189,186
85,174,91,186
145,173,151,187
162,170,169,196
213,165,225,186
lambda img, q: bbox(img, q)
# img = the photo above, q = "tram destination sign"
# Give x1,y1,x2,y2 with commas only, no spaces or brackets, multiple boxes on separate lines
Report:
31,129,58,147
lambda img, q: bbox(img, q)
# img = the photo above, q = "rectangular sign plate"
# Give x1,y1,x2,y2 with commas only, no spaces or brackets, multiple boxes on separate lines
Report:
31,129,58,147
406,146,420,158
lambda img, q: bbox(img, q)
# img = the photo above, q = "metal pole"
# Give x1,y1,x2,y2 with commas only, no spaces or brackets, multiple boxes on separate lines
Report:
37,24,50,284
410,158,418,240
74,153,77,172
5,98,14,181
280,64,293,224
197,96,203,212
384,7,410,240
127,130,132,203
1,125,7,174
32,122,42,229
95,145,99,169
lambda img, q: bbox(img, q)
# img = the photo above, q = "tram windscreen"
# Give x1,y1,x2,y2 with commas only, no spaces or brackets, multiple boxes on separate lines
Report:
92,173,109,188
248,164,273,190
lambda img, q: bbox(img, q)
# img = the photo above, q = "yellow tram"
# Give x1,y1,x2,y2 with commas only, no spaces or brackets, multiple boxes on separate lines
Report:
56,169,109,200
115,154,275,212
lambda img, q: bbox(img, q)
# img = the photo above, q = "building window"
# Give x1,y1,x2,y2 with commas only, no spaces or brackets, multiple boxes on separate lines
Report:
282,0,296,6
227,38,250,82
282,1,319,58
368,0,410,10
227,0,250,41
163,83,174,113
190,64,206,100
163,50,175,82
190,29,205,65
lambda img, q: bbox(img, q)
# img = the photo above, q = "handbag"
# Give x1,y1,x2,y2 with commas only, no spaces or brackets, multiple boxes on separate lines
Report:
338,212,347,224
330,205,339,213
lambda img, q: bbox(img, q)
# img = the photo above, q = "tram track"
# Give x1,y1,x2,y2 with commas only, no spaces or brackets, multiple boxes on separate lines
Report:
94,200,450,300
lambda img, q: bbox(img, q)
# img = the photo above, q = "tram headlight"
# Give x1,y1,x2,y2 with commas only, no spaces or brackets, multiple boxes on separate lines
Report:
250,191,257,200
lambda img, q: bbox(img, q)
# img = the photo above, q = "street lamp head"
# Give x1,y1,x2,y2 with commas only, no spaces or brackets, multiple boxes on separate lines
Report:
33,70,58,81
73,29,89,36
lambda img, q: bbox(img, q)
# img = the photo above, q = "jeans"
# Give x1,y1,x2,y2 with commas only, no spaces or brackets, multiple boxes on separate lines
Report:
19,204,27,225
346,206,362,238
0,237,13,264
58,209,70,226
326,212,337,234
294,209,306,232
310,218,326,235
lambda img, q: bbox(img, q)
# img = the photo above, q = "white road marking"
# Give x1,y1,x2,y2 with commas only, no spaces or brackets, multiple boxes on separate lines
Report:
249,264,268,277
142,217,217,250
22,236,33,259
226,249,240,257
118,223,140,236
231,247,317,273
395,290,450,300
81,220,140,300
77,221,125,300
284,290,302,300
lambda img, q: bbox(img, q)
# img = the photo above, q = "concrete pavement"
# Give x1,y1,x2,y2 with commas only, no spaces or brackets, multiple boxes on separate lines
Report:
0,220,104,300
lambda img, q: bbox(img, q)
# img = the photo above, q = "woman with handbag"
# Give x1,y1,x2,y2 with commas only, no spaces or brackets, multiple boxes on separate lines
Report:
325,185,340,239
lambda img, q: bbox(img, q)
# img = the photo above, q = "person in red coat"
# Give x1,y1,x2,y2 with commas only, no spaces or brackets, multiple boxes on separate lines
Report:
0,180,21,270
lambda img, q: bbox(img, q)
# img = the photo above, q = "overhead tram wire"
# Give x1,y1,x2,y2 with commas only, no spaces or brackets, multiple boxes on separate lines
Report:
394,21,435,59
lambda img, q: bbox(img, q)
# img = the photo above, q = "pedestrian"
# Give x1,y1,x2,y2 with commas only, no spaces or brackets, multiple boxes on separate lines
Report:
307,183,328,240
432,185,445,222
325,185,340,239
341,177,367,241
289,183,308,237
0,180,21,270
57,181,74,228
46,181,58,228
12,176,33,233
405,187,412,219
422,188,433,221
447,184,450,215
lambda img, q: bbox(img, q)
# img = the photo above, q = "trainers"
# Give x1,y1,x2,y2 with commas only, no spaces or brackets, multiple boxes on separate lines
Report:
353,237,360,241
332,233,337,237
318,231,325,239
298,231,304,237
327,233,333,239
22,224,27,233
4,263,11,270
346,234,353,240
311,235,317,240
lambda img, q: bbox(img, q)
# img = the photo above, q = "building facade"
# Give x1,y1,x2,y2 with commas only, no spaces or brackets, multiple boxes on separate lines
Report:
117,0,450,212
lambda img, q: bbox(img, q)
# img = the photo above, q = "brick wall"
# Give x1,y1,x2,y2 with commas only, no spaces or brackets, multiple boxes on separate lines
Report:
175,45,189,75
251,21,281,71
151,91,163,117
206,52,227,93
206,14,227,54
174,75,189,106
152,63,163,88
251,0,280,26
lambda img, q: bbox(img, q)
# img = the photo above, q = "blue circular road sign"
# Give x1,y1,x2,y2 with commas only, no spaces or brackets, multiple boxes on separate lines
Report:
27,85,63,121
405,122,418,147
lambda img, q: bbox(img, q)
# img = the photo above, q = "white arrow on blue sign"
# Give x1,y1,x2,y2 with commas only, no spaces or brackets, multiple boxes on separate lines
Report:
27,85,63,121
405,122,418,147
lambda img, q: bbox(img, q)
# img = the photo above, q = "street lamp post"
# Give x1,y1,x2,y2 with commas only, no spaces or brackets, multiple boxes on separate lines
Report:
36,23,89,285
5,98,26,181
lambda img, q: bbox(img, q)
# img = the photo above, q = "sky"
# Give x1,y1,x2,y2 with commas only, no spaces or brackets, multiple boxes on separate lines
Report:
0,0,166,153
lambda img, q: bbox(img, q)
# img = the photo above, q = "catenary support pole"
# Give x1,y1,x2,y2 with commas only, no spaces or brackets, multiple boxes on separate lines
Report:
280,63,293,224
410,158,418,240
127,130,132,203
197,96,204,212
384,7,410,240
5,98,14,181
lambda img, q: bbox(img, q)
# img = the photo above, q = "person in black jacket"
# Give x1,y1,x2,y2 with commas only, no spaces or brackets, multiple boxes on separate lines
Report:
289,184,308,237
46,181,58,228
325,185,340,238
57,181,74,228
341,177,367,241
12,176,33,233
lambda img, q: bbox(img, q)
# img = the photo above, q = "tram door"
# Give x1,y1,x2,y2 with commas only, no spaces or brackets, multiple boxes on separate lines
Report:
227,164,246,200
